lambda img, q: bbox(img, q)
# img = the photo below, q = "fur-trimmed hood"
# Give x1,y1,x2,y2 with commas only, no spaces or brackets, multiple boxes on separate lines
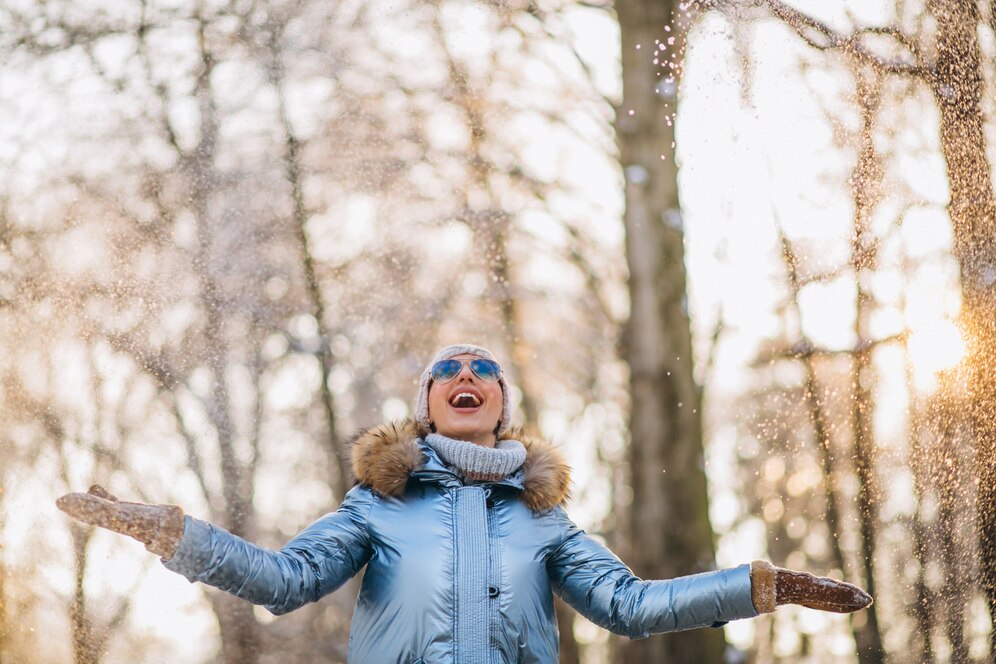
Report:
350,419,571,512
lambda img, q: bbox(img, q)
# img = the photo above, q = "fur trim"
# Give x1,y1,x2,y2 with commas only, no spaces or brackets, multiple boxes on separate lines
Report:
504,426,573,513
750,560,778,614
349,419,571,512
350,420,425,498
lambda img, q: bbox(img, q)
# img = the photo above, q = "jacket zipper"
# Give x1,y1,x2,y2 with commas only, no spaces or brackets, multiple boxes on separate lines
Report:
485,488,500,664
453,486,491,664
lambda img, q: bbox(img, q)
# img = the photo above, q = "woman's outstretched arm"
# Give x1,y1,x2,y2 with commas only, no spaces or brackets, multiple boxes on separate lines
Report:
57,484,375,615
545,508,870,638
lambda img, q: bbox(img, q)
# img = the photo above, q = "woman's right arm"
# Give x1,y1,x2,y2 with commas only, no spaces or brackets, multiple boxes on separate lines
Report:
163,485,375,615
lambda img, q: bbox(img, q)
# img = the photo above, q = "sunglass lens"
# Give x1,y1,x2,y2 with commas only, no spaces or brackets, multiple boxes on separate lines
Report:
470,359,502,382
431,359,462,382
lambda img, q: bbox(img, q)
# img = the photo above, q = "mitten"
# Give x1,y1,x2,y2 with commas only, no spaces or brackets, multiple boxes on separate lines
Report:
750,560,872,614
56,485,185,559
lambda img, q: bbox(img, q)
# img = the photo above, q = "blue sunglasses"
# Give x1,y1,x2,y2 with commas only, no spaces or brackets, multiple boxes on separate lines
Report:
430,358,503,383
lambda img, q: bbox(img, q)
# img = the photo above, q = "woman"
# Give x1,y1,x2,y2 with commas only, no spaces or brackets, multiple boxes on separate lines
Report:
58,343,872,663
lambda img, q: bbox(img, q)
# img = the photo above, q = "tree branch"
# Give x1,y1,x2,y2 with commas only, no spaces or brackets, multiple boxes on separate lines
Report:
710,0,930,77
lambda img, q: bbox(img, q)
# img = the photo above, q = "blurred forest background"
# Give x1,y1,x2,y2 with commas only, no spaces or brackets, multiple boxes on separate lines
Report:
2,0,996,662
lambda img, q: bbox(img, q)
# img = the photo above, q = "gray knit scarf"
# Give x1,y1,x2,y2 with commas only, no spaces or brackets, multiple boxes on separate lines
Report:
425,433,527,482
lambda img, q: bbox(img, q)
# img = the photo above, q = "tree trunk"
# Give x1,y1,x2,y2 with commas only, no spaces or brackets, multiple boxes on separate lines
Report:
936,401,970,664
271,50,348,501
555,597,580,664
430,9,583,656
209,592,263,664
914,376,972,663
0,491,7,664
491,222,542,428
189,18,261,663
69,525,99,664
615,1,725,662
779,234,874,656
907,382,936,664
928,2,996,657
487,222,579,662
848,69,885,664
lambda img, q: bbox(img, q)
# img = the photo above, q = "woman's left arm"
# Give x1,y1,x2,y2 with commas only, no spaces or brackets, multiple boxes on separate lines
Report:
546,509,871,639
545,508,755,639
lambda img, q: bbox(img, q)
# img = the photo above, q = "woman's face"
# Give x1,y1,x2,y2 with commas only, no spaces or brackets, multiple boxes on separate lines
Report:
427,353,504,446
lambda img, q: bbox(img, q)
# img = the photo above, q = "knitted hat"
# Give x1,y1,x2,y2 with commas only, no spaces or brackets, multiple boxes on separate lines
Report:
415,344,512,436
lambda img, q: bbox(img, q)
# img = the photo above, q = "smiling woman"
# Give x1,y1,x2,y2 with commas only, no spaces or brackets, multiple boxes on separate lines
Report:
57,343,872,663
422,347,508,447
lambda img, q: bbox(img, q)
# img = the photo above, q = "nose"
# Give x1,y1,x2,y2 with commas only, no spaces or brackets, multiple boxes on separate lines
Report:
455,363,475,382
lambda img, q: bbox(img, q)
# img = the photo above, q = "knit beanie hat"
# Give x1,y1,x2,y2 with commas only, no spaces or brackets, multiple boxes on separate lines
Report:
415,344,512,437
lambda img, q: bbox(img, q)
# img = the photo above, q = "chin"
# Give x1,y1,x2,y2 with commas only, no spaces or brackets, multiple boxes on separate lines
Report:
440,422,492,440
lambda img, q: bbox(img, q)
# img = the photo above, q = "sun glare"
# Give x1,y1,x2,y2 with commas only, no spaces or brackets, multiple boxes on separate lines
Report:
907,319,966,388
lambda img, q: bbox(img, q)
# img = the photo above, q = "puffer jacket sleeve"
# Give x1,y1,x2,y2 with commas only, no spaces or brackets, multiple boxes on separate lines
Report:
545,507,757,638
163,484,375,615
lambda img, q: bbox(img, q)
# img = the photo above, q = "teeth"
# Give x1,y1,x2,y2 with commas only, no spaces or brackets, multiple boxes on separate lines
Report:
450,392,482,407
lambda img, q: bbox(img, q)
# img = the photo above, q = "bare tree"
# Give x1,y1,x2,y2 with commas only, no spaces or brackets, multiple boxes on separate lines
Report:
0,484,8,664
0,325,162,664
1,1,632,661
749,74,906,653
715,1,996,654
613,0,726,661
844,65,886,664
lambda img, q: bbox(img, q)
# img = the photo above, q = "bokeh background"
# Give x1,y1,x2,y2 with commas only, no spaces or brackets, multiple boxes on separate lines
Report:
1,0,995,662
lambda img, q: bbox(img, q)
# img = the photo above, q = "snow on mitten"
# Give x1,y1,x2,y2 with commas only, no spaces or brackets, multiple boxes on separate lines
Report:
56,485,185,560
750,560,872,614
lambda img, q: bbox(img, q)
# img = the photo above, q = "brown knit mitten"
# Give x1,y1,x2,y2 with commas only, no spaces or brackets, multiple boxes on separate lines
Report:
750,560,872,614
56,485,185,559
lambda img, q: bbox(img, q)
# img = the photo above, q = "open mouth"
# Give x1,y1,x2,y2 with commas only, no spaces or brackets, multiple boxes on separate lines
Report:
449,391,483,409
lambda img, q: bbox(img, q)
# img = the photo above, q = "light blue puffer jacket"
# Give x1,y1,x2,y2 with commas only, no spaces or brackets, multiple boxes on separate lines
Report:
164,420,757,663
